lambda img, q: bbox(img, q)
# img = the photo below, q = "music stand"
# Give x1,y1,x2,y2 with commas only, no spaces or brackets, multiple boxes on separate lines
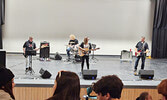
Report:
25,50,36,74
90,44,98,63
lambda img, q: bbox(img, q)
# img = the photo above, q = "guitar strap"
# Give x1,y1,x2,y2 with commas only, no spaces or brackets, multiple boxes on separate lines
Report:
32,42,35,49
141,42,146,56
142,42,146,51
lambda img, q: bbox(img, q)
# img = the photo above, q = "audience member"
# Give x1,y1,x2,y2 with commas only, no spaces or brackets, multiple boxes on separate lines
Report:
158,79,167,100
92,75,123,100
0,67,15,100
47,71,80,100
136,92,152,100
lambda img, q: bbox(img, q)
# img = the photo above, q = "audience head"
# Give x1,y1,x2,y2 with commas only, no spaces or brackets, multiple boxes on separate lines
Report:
0,67,15,99
136,92,152,100
47,70,80,100
93,75,123,100
70,34,75,40
158,79,167,100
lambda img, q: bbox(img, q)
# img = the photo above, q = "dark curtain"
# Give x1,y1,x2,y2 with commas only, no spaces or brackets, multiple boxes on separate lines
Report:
152,0,167,58
0,0,5,49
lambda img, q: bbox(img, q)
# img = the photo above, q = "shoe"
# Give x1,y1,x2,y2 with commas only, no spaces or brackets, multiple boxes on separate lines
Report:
29,67,32,71
134,69,137,76
134,72,137,76
46,58,50,61
25,68,29,73
40,58,44,61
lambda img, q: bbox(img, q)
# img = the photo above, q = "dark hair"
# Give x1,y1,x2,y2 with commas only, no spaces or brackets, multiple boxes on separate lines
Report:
93,75,123,99
136,92,149,100
47,71,80,100
0,80,15,99
158,79,167,99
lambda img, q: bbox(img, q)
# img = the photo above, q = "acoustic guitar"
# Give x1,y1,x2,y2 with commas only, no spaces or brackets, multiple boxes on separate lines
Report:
78,47,100,57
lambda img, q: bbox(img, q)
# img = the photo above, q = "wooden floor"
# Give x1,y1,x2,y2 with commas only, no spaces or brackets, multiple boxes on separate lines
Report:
13,87,161,100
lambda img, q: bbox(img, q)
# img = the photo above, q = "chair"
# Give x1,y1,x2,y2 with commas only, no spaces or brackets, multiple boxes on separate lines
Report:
84,87,97,100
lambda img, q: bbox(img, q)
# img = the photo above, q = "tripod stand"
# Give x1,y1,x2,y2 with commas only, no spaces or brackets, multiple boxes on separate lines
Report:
25,50,36,75
90,44,98,63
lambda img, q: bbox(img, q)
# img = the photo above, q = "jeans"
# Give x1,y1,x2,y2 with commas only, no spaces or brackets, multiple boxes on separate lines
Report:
81,55,89,72
134,56,146,70
66,47,71,58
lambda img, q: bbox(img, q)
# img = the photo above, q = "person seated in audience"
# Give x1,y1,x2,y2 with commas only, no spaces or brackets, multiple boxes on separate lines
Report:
158,79,167,100
136,92,152,100
0,67,15,100
47,70,80,100
92,75,123,100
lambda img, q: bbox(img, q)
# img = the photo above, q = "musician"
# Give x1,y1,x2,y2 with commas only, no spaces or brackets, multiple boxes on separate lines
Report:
66,34,79,60
79,37,92,72
23,37,39,72
134,36,149,74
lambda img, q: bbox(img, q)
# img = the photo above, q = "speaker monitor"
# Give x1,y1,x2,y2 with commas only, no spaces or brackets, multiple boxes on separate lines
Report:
83,70,97,80
139,70,154,79
39,68,52,79
55,52,62,60
40,41,50,58
0,50,6,68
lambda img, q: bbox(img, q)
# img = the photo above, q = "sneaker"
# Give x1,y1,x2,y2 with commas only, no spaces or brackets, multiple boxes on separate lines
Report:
134,69,137,76
25,68,29,73
46,58,50,61
40,58,44,61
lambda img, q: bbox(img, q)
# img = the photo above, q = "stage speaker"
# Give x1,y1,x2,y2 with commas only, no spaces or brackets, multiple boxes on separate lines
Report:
120,50,132,60
40,41,50,58
55,52,62,60
0,50,6,68
139,70,154,79
39,68,52,79
83,70,97,80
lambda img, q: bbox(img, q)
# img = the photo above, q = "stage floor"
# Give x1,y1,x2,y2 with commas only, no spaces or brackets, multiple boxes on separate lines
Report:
6,54,167,87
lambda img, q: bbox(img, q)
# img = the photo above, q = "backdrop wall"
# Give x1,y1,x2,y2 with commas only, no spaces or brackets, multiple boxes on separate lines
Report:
3,0,155,55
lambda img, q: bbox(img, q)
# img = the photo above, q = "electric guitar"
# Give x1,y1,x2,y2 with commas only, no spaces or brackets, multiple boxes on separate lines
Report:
135,50,141,57
23,44,48,58
78,47,100,57
135,50,148,57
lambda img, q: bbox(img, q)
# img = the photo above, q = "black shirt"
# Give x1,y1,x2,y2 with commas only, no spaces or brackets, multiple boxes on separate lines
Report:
80,42,92,54
68,39,78,45
136,41,149,52
23,40,36,51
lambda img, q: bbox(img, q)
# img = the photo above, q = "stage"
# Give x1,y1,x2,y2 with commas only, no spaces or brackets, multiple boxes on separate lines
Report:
6,54,167,87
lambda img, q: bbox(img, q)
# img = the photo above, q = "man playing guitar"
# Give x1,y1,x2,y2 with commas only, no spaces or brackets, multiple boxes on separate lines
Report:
23,37,42,73
66,34,79,61
134,36,149,75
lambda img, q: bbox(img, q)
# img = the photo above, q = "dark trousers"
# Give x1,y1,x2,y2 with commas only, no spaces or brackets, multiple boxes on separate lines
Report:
81,55,89,71
134,56,146,70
